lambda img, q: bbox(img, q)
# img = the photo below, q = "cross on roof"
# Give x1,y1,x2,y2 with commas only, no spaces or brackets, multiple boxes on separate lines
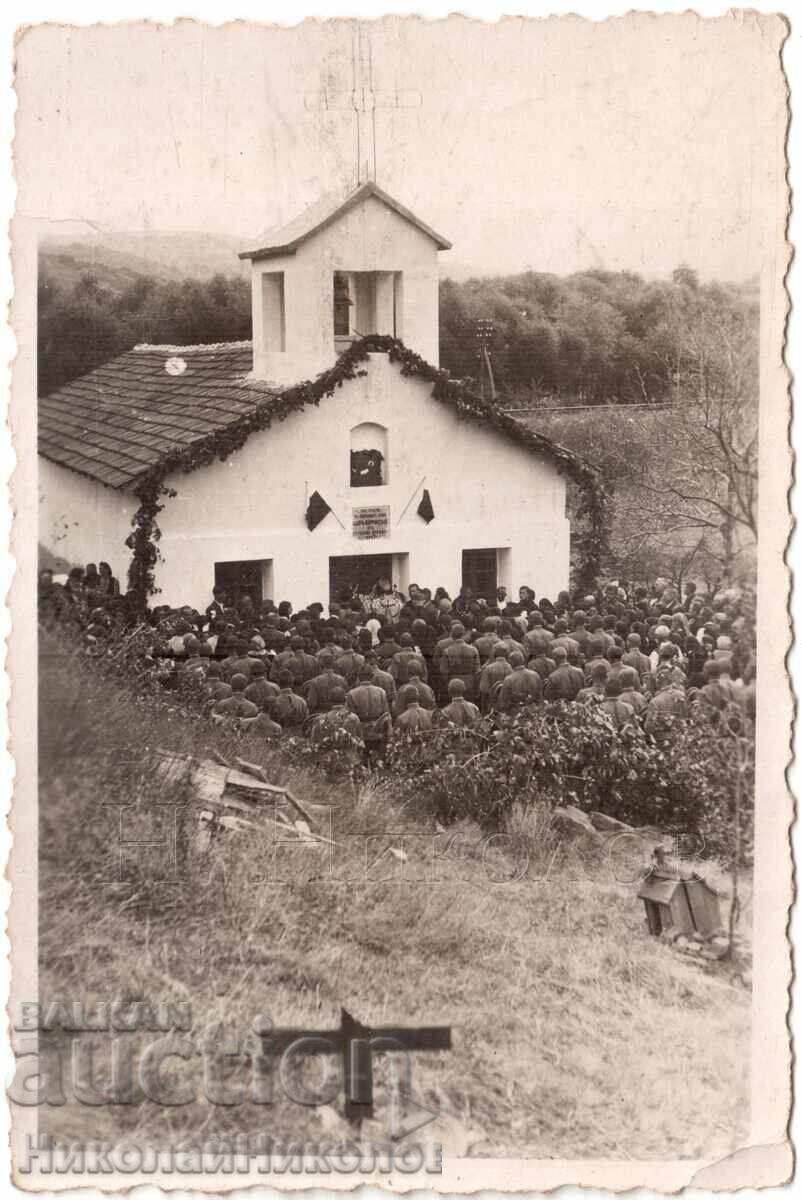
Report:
305,26,422,184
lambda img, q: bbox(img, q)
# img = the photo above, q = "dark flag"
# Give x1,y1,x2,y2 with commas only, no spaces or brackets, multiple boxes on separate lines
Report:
417,489,435,524
306,491,332,531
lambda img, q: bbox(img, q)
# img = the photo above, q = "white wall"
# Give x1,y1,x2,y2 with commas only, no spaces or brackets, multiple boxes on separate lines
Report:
155,354,570,609
250,195,441,384
38,457,135,581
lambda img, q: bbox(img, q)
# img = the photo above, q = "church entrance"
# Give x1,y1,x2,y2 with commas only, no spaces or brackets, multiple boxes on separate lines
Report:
461,548,498,602
214,559,272,607
329,553,394,605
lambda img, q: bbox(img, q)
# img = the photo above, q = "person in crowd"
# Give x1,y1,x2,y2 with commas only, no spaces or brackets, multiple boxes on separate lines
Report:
272,670,309,730
240,700,283,740
618,667,648,716
311,687,364,757
203,661,232,708
439,622,481,701
306,652,350,714
346,664,392,754
479,643,513,712
389,633,428,685
243,660,280,709
370,577,404,622
363,651,397,704
394,685,434,736
644,672,688,737
392,660,437,718
212,674,259,722
576,662,609,704
543,646,581,701
438,678,482,728
600,677,635,730
495,651,543,713
622,632,651,680
96,561,120,601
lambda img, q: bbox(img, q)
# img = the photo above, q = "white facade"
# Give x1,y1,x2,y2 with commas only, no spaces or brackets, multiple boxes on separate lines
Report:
153,354,570,610
249,193,441,385
38,186,573,608
39,457,134,581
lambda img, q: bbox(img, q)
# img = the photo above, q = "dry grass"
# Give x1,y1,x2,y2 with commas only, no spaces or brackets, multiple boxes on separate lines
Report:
37,639,751,1160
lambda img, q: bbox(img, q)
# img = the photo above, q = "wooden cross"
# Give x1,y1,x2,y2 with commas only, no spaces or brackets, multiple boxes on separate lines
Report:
264,1007,451,1125
305,26,422,184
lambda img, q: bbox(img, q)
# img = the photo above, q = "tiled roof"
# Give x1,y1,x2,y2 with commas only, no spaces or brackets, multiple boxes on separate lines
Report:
38,342,273,490
39,338,595,494
239,181,452,261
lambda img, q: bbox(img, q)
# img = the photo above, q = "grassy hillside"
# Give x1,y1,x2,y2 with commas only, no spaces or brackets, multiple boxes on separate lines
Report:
38,636,751,1159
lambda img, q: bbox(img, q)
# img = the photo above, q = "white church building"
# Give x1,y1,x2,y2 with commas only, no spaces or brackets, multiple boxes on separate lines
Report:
39,182,584,610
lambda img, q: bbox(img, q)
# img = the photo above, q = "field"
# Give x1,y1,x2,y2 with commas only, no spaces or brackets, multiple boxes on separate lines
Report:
37,637,751,1160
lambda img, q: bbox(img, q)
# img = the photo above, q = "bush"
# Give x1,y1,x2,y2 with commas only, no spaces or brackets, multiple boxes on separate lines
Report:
389,702,753,861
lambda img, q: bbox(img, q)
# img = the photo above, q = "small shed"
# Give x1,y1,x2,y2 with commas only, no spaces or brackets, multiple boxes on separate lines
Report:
638,867,723,938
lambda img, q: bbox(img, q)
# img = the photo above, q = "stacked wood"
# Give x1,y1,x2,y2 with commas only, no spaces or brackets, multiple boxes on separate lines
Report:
153,747,336,852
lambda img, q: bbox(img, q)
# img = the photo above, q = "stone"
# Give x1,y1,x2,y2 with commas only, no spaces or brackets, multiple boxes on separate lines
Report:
552,805,600,841
589,811,633,833
711,936,730,952
676,935,689,950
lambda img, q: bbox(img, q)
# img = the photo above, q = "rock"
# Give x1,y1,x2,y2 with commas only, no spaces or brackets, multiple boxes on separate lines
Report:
739,969,753,989
676,935,689,950
553,805,601,841
711,935,730,953
589,811,633,833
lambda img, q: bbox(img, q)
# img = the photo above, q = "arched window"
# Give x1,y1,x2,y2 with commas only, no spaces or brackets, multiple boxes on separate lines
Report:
350,422,388,487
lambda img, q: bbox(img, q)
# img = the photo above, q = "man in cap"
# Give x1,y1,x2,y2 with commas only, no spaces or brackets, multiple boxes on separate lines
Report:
523,611,554,659
622,632,650,680
600,677,635,730
271,670,309,729
394,686,434,736
479,643,513,712
576,663,609,704
543,646,582,701
305,652,349,714
240,699,283,741
389,633,428,685
243,659,280,708
618,667,648,716
438,678,482,728
439,621,481,701
495,651,543,713
346,664,392,755
212,674,259,722
363,651,397,704
311,687,364,759
644,674,688,737
472,616,501,665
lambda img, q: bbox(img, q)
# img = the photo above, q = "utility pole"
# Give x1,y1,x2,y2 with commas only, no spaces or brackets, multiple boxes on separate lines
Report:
475,318,496,401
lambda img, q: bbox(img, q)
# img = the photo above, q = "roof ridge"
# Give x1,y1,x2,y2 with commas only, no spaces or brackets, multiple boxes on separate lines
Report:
133,340,253,353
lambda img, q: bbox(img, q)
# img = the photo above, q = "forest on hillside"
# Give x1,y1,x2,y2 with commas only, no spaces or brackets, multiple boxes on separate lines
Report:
37,259,758,406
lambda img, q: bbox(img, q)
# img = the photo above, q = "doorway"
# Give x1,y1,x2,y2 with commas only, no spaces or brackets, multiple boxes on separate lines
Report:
214,559,272,607
329,553,394,605
461,548,498,603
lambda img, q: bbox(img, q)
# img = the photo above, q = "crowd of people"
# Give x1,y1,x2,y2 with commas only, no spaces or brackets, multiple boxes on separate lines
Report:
39,563,756,759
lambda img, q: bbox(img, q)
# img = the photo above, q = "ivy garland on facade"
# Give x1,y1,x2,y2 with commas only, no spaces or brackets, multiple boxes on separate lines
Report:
126,335,610,609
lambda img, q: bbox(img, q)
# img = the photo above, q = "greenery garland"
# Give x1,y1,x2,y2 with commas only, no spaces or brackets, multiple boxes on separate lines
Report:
126,335,610,608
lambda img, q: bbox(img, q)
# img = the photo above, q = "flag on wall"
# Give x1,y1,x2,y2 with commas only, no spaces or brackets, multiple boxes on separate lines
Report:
306,491,332,531
417,489,435,524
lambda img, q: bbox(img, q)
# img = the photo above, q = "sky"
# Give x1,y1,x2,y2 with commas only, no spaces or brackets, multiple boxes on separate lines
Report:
14,13,788,281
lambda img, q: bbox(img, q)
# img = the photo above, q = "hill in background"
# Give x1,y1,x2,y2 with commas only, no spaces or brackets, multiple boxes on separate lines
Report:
40,227,248,294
